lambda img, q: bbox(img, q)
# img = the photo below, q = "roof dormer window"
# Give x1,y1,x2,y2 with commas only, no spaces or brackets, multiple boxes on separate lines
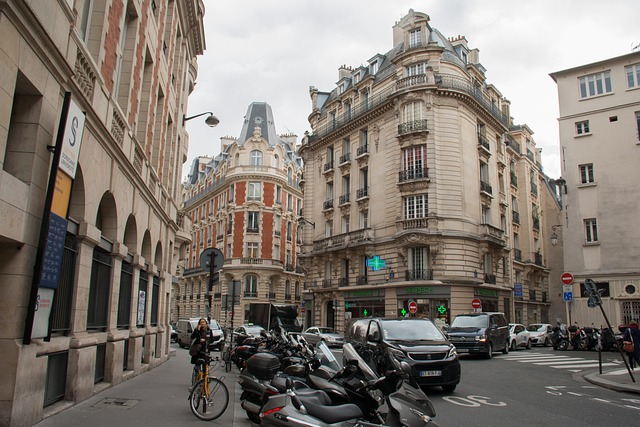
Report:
370,60,379,75
409,28,422,49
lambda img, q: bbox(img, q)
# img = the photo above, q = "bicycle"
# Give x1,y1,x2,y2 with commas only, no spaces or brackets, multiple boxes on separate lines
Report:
221,329,233,372
188,354,229,420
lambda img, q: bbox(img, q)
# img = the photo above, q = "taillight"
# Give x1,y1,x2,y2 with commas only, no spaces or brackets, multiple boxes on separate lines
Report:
260,406,285,417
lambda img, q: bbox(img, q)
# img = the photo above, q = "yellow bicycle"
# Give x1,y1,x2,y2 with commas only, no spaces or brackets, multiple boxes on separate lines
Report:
189,354,229,420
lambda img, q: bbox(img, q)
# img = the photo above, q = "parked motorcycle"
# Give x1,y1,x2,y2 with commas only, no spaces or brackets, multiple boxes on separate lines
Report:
258,342,439,426
551,325,569,351
568,324,588,350
582,325,601,350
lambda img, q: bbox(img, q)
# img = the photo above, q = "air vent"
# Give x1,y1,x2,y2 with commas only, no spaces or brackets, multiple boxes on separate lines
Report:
625,284,636,295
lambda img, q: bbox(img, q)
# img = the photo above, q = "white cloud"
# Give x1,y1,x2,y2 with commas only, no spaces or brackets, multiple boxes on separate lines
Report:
184,0,639,180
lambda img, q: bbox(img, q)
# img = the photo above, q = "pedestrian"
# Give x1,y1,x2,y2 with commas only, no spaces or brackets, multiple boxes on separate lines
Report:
622,320,640,369
190,318,212,364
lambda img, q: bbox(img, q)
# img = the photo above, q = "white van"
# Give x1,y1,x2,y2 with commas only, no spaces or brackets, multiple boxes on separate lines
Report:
176,318,224,350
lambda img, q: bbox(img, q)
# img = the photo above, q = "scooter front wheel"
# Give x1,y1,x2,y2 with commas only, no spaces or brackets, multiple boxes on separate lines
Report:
558,340,569,351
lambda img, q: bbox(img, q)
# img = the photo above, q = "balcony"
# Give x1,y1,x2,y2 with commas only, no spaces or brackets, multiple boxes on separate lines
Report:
339,277,348,286
339,193,350,205
356,144,369,157
246,227,259,233
513,248,522,262
477,134,490,152
397,74,427,90
322,279,334,288
294,295,301,301
405,269,433,281
323,199,334,211
398,119,429,136
323,161,334,174
356,276,368,286
285,263,294,272
398,167,429,183
284,293,292,301
401,217,429,230
534,252,543,266
339,152,351,165
480,180,493,195
312,228,374,252
484,273,497,284
356,187,368,199
244,292,257,298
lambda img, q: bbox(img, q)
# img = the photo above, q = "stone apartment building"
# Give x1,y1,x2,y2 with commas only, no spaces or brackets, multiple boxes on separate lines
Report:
0,0,204,425
298,9,560,332
550,51,640,327
178,102,305,328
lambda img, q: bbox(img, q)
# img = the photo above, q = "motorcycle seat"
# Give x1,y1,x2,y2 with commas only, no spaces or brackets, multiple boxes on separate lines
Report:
299,397,363,423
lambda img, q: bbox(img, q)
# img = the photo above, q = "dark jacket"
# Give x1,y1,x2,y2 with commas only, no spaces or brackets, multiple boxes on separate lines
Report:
623,325,640,360
190,326,213,364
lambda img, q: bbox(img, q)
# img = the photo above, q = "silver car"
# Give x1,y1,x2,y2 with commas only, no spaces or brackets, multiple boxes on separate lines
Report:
301,326,344,347
527,323,553,346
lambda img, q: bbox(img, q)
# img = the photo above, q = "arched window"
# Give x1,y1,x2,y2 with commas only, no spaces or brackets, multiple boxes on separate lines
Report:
250,150,263,166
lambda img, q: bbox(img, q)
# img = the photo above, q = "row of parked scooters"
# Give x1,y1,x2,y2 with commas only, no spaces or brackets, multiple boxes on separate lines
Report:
550,323,626,351
235,328,439,426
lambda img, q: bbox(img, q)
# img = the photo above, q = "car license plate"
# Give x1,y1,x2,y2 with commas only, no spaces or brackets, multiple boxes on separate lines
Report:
419,370,441,377
456,348,468,353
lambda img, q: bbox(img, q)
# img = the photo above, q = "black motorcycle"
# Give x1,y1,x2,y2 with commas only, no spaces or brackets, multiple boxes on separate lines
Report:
551,325,569,351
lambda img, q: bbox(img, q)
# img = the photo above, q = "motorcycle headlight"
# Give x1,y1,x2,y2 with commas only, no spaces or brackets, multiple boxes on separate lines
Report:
389,347,405,360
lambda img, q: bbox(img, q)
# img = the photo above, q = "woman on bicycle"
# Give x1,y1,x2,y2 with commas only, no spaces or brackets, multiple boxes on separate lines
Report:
190,318,213,363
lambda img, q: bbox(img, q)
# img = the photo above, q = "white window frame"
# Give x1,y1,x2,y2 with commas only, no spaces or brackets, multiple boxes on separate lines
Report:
402,101,424,124
250,150,263,166
407,63,425,77
246,242,259,258
576,120,590,135
579,163,595,184
584,218,598,243
248,182,262,201
626,64,640,89
579,71,612,99
247,211,259,230
409,28,422,48
403,194,428,219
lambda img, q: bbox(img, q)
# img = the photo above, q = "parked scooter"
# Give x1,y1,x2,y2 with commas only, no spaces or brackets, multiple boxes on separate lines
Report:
551,325,570,351
582,325,601,350
568,324,588,350
258,342,439,427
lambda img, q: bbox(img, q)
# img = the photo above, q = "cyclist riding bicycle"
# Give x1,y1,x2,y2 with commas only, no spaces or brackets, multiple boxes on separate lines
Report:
190,318,213,364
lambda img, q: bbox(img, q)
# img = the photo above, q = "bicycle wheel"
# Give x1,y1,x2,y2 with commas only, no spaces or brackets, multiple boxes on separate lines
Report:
190,377,229,421
223,348,232,372
191,366,199,389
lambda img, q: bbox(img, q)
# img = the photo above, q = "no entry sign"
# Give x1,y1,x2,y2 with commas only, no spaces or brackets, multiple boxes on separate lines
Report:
561,272,574,285
408,300,418,314
471,298,482,309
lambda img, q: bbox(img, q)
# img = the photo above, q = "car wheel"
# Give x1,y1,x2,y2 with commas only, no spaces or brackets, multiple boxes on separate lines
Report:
510,340,516,351
502,339,509,354
485,343,493,359
526,339,531,350
442,384,457,392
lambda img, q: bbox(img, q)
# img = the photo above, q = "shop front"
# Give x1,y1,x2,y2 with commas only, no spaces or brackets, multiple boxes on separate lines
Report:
343,288,386,322
396,285,451,329
474,287,500,313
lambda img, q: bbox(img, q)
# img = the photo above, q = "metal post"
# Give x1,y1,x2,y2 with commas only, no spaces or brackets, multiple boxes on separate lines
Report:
597,302,635,382
207,251,216,322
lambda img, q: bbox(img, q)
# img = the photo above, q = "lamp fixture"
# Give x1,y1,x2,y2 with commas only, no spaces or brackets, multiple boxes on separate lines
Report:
183,111,219,127
550,224,563,247
298,217,315,228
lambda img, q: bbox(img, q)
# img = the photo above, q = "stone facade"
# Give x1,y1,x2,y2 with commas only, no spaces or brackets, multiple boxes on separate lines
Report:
550,51,640,327
298,9,558,332
0,0,204,425
177,102,305,330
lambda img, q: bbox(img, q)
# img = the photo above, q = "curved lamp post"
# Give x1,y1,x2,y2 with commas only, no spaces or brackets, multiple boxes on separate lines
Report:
183,111,219,127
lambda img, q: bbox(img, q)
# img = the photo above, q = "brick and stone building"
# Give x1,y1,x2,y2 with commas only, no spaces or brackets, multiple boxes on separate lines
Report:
0,0,204,425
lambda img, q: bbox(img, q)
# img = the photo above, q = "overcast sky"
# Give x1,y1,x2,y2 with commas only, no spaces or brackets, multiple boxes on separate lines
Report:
183,0,638,180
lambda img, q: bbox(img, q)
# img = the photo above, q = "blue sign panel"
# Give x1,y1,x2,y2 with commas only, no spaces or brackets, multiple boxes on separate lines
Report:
514,283,523,297
39,212,68,289
563,291,573,302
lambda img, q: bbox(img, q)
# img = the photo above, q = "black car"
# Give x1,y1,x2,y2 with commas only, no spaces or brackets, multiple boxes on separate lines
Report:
446,312,510,358
345,317,460,392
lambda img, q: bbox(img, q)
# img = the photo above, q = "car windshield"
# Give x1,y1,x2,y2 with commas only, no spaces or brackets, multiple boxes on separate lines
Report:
209,321,220,330
318,328,336,334
380,319,446,341
245,325,264,335
527,324,545,332
451,315,487,328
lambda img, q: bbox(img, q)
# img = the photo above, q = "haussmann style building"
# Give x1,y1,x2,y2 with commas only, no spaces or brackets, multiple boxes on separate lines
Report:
298,9,561,333
0,0,205,425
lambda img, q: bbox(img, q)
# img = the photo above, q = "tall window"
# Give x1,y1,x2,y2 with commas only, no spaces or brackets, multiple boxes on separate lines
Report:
636,112,640,141
276,185,282,204
244,275,258,297
342,215,350,234
409,28,422,48
248,182,261,201
403,194,428,219
409,247,427,278
402,101,424,124
579,164,595,184
247,211,259,232
250,150,263,166
576,120,590,135
407,63,425,76
579,71,612,98
481,206,490,224
585,218,598,243
402,145,426,177
626,64,640,88
87,248,112,330
360,210,368,229
246,242,259,258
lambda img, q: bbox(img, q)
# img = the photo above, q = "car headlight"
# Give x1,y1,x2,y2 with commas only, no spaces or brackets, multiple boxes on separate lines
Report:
447,346,457,358
389,347,405,360
477,334,487,342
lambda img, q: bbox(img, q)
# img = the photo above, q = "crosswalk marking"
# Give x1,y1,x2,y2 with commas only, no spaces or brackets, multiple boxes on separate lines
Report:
498,351,621,372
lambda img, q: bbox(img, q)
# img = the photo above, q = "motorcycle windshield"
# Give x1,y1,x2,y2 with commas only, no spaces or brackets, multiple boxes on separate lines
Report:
342,343,378,381
316,341,342,372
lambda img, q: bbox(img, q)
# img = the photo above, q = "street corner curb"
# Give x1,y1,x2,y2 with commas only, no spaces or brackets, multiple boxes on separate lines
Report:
584,373,640,395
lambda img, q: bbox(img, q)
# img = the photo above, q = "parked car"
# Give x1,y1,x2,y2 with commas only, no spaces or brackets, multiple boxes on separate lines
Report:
527,323,553,346
301,326,344,347
233,323,266,345
446,312,510,358
508,323,531,350
176,318,224,351
345,317,460,392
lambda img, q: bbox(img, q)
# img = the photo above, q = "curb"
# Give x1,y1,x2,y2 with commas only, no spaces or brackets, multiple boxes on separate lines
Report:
583,373,640,394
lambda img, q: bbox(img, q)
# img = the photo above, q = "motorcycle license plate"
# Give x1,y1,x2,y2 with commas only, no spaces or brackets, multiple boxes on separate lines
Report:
419,370,441,377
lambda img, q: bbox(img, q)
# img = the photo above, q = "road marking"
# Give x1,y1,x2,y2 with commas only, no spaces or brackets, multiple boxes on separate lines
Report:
551,363,618,369
533,359,585,364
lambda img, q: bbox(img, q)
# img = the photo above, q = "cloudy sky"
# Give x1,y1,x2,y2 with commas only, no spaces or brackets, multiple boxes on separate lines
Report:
183,0,638,180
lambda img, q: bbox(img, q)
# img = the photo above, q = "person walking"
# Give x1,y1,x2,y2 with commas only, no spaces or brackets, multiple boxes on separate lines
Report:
622,320,640,369
190,318,213,364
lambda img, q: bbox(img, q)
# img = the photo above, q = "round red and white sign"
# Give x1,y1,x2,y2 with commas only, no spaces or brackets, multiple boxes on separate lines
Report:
471,298,482,309
561,272,574,285
408,300,418,314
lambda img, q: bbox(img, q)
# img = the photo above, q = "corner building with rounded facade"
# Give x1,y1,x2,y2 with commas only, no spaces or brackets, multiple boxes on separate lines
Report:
299,9,556,332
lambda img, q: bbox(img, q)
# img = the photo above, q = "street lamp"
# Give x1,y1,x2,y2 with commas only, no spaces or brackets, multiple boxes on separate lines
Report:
298,216,315,228
183,111,219,127
550,224,563,246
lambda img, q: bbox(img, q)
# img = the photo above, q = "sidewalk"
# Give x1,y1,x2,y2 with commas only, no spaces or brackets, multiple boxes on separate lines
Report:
35,346,252,427
584,366,640,394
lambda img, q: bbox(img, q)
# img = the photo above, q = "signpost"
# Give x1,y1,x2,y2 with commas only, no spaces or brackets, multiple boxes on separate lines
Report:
471,298,482,310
